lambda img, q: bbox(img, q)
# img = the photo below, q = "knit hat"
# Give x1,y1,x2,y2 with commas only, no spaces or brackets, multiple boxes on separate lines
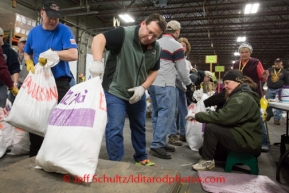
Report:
43,1,61,18
0,28,3,36
166,20,181,31
238,42,253,54
223,70,243,83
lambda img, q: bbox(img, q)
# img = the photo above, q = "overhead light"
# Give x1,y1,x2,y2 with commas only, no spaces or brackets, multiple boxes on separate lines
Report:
251,3,259,13
232,61,235,63
237,36,246,42
234,52,240,56
244,3,259,14
118,14,135,23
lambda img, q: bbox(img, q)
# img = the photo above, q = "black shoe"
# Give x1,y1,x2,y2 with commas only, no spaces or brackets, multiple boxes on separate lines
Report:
164,144,176,152
150,147,172,159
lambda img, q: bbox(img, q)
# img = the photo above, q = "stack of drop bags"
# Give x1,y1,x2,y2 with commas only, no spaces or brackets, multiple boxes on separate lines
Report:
5,49,107,182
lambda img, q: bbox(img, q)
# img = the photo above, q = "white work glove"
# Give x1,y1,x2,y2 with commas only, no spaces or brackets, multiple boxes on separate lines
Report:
127,86,145,104
185,112,196,121
38,49,60,68
89,61,104,77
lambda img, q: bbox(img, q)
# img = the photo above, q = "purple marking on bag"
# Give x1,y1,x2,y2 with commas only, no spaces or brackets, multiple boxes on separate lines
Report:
49,108,95,127
202,123,206,132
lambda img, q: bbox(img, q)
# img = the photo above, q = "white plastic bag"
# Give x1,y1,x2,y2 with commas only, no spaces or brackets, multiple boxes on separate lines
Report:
5,50,59,136
35,76,107,183
0,130,6,158
0,108,15,158
7,128,30,155
186,89,207,151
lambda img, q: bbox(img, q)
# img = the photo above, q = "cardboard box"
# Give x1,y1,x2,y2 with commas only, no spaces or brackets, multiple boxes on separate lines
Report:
0,13,36,37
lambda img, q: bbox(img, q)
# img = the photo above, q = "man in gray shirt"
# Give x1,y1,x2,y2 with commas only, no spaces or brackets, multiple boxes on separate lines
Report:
149,20,192,159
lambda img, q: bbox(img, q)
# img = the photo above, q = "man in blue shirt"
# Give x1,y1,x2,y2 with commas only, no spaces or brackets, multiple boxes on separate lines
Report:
24,1,78,157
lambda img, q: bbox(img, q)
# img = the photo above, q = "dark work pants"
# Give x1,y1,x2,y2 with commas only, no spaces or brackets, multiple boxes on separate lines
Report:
201,123,244,160
199,143,228,162
29,77,70,157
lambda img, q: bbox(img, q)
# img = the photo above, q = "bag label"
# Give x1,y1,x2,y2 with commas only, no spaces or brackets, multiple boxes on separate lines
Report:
49,108,95,127
60,89,88,105
21,76,58,101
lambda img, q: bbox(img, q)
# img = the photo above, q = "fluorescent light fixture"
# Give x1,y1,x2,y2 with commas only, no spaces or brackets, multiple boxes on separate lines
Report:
232,61,235,63
237,36,246,42
251,3,259,13
244,3,259,14
118,14,135,23
244,4,252,14
234,52,240,56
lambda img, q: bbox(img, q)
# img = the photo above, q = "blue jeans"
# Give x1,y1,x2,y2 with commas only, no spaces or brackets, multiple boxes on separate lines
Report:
69,77,76,88
169,87,187,136
266,88,282,120
149,85,176,148
105,91,147,162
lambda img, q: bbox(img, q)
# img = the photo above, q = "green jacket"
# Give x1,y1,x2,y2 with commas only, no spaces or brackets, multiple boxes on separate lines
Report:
104,26,161,100
196,84,262,154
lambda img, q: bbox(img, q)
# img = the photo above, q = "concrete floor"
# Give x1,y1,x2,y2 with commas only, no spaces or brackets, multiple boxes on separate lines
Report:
0,116,289,192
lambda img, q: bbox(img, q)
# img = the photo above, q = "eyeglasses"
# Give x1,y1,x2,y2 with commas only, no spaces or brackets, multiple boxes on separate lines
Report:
145,24,159,40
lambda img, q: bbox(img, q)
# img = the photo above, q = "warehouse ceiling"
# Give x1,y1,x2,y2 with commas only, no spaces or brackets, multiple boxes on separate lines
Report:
22,0,289,71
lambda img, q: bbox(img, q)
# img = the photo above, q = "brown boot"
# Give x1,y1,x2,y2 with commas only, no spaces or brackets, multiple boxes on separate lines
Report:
168,134,183,146
179,135,186,142
274,120,280,125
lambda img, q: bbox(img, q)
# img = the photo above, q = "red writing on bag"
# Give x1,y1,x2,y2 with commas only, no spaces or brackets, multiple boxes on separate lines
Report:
21,76,58,101
99,92,106,111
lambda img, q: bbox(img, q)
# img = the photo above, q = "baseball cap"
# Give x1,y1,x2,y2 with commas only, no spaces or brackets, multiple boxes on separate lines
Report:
0,27,3,36
43,1,61,18
204,71,214,82
19,37,27,42
166,20,181,31
275,58,282,62
204,71,213,79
